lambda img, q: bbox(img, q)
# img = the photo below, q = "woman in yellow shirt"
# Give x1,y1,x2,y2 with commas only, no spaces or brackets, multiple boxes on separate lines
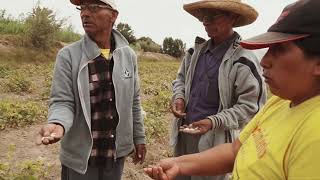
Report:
144,0,320,179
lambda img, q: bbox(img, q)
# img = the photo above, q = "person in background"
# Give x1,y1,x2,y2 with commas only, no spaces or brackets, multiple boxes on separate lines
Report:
36,0,146,179
145,0,320,179
170,0,266,179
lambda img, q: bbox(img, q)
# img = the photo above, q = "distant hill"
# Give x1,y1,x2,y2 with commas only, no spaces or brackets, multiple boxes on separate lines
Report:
137,51,179,61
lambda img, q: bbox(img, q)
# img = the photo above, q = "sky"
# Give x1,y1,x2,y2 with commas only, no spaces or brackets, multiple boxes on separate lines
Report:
1,0,297,48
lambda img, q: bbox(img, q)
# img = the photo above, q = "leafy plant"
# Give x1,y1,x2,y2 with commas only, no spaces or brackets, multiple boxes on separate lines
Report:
0,7,80,46
0,9,26,35
136,36,161,53
116,22,136,44
0,65,10,78
162,37,186,58
40,62,54,99
56,25,81,43
3,71,32,93
0,144,53,180
138,58,181,142
0,100,46,130
24,4,62,49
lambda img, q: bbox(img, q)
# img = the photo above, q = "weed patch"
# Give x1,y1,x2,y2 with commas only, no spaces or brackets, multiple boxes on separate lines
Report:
0,144,53,180
0,65,10,78
3,71,33,93
0,100,46,130
138,58,180,142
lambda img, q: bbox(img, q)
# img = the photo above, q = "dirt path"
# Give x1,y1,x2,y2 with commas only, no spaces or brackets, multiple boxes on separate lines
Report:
0,116,173,180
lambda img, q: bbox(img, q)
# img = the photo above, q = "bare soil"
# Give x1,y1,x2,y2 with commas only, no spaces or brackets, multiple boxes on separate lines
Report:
0,41,174,180
0,116,173,180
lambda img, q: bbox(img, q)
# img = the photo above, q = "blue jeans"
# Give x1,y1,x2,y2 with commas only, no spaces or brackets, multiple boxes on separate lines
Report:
61,157,125,180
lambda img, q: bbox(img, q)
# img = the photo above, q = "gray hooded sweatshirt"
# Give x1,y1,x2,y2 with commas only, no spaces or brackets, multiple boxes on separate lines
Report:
171,34,267,152
48,30,145,174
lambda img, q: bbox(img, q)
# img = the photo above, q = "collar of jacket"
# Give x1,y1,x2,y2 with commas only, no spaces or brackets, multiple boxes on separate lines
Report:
195,32,242,63
81,29,130,62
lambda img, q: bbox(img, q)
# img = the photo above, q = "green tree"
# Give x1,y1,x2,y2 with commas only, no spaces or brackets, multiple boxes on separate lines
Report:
135,36,161,53
116,22,136,44
162,37,185,58
25,4,62,49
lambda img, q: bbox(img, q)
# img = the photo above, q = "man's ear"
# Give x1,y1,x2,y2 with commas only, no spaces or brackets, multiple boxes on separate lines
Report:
111,10,118,22
313,60,320,76
230,13,239,26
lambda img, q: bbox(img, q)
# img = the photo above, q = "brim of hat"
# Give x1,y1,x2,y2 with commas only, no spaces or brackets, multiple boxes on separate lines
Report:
240,32,310,50
70,0,118,11
183,0,258,27
70,0,81,5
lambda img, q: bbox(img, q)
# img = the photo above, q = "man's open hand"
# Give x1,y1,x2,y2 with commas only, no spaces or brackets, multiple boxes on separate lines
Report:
36,123,64,145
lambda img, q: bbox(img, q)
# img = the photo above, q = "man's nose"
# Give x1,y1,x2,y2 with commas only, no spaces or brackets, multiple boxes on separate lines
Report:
203,20,212,26
260,54,272,69
80,8,91,17
202,16,212,26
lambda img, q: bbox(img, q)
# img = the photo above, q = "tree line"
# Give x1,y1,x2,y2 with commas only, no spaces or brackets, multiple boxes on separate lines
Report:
116,23,186,58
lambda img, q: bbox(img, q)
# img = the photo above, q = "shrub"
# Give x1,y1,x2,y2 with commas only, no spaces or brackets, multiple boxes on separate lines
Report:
116,23,136,44
130,43,142,52
136,37,161,53
138,40,161,53
24,5,62,49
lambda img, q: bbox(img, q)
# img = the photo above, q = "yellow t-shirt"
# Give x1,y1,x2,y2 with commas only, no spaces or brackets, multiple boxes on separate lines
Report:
101,49,111,59
232,95,320,180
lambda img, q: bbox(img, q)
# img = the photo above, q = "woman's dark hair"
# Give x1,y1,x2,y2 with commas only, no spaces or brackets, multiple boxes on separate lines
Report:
294,38,320,59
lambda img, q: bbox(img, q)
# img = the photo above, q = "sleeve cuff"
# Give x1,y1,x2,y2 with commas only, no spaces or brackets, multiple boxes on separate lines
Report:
48,120,69,134
172,94,185,102
207,116,222,129
134,137,146,145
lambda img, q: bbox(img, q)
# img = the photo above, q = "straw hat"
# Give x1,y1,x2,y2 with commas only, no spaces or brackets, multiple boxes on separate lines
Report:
183,0,258,27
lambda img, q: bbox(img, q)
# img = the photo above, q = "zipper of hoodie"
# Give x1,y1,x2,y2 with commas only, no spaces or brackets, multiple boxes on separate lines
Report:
110,47,132,162
77,55,99,168
112,50,119,162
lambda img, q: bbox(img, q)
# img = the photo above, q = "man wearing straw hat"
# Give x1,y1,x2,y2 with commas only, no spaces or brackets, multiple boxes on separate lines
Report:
36,0,146,179
146,0,320,179
170,0,266,179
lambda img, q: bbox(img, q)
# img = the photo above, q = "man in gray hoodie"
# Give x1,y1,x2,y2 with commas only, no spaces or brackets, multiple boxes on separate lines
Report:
36,0,146,179
170,0,266,180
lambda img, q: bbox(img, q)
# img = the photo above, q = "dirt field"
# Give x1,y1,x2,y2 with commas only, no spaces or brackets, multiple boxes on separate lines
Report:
0,118,172,180
0,39,178,179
